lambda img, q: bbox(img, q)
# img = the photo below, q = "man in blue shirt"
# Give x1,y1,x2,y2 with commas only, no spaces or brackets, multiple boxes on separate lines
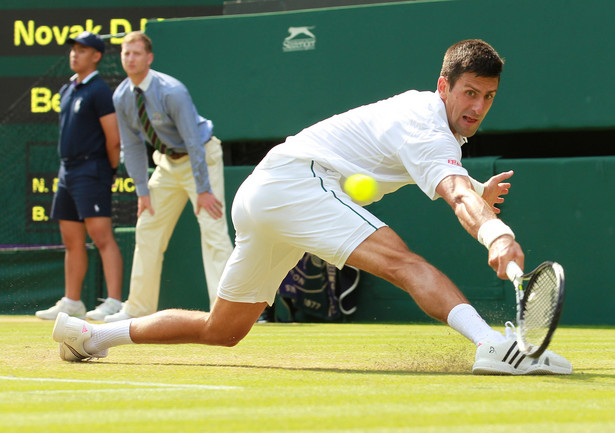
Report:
36,31,123,321
105,31,233,321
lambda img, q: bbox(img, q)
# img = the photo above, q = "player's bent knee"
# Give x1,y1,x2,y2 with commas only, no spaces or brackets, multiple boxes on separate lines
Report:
201,331,247,347
200,320,252,347
200,298,263,347
216,336,243,347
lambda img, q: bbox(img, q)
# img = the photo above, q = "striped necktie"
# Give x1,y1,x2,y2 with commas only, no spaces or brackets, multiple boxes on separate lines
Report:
135,87,163,152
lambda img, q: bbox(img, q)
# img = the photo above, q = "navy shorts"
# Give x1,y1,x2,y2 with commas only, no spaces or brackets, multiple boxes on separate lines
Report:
51,158,114,222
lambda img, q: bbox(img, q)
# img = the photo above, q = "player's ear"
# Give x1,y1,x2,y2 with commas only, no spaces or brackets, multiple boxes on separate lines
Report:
147,52,154,66
437,76,449,100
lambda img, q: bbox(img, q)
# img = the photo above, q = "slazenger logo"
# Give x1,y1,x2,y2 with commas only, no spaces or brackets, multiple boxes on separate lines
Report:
282,26,316,52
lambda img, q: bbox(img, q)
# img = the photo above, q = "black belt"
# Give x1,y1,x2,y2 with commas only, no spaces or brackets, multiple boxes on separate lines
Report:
167,152,188,160
154,142,187,160
61,154,96,163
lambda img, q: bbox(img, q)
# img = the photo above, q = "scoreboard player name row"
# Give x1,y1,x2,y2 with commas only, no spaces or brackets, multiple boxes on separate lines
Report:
14,18,153,48
31,175,136,195
2,7,218,56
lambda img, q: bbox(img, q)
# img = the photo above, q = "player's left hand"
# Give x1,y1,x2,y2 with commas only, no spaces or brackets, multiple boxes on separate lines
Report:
482,170,513,214
196,191,224,219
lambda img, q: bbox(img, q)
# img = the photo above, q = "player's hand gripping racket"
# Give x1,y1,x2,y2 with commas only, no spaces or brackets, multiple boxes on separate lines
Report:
506,261,566,358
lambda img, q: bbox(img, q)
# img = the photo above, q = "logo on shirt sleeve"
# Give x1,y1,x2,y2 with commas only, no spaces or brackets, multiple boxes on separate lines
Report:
447,159,462,167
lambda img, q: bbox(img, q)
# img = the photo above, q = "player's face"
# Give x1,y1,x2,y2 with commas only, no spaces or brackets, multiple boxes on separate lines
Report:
438,73,499,138
121,40,153,80
69,43,101,75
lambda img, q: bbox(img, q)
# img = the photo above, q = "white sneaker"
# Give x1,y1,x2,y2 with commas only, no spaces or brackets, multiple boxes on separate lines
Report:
35,298,86,320
472,322,572,375
104,307,135,323
86,298,122,321
52,312,108,362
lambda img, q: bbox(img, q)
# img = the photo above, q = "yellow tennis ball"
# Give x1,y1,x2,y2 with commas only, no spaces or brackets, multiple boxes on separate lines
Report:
344,174,378,202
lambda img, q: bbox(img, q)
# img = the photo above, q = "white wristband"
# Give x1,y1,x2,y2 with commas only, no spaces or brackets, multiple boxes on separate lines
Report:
477,219,515,249
469,177,485,197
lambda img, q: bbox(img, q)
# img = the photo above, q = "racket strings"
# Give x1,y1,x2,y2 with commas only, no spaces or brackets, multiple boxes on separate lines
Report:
520,267,559,346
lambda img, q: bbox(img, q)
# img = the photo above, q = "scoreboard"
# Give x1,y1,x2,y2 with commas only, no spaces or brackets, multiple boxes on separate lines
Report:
0,1,222,245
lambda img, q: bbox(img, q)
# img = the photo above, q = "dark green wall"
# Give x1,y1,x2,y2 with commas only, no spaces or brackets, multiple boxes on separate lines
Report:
0,248,100,314
147,0,614,142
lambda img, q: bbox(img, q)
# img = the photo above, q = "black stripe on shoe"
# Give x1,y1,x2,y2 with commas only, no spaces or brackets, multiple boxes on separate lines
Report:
514,354,527,369
502,340,528,369
502,341,517,363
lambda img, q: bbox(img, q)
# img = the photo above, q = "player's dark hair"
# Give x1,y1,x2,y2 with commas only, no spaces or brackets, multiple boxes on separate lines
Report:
440,39,504,89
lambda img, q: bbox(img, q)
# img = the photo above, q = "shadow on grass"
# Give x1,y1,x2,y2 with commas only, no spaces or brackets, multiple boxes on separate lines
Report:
95,360,615,379
101,360,472,375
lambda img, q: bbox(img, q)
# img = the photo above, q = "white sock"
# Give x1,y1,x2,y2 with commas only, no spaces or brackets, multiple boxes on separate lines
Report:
84,320,134,354
447,303,506,346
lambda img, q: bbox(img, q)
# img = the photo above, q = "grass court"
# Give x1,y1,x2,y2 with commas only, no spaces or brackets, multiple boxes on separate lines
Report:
1,317,614,432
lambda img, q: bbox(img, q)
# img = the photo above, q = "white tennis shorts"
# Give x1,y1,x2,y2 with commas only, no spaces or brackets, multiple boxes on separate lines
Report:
217,154,386,305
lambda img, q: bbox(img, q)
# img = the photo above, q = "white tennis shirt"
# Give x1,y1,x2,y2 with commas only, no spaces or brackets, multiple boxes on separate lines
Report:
269,90,470,201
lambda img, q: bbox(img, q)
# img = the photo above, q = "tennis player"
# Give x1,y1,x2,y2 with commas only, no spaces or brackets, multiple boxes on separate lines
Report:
52,39,572,375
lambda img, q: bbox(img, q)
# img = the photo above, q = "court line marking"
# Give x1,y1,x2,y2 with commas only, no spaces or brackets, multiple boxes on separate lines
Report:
0,376,241,390
5,388,202,395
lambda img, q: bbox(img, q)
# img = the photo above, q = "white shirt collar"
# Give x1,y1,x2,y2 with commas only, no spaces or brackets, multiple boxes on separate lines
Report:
70,70,99,85
130,70,153,93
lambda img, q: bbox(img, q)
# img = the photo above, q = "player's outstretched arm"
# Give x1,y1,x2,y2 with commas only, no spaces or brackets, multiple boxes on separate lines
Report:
436,174,493,238
435,174,523,278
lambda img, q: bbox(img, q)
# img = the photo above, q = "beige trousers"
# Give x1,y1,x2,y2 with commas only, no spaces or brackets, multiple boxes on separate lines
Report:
124,137,233,316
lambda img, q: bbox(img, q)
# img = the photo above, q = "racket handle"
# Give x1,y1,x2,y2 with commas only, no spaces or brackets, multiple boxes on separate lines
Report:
506,261,523,282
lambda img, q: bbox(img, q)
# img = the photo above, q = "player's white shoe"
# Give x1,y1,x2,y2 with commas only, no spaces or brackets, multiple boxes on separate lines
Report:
35,298,86,320
52,312,108,362
86,298,122,321
472,322,572,375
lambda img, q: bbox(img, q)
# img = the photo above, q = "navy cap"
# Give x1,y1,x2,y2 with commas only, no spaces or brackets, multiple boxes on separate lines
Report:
67,31,105,54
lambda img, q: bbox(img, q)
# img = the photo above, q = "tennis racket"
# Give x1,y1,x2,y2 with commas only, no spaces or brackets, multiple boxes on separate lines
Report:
506,261,566,358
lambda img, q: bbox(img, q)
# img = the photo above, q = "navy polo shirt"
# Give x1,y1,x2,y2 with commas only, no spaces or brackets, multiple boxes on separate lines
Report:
58,71,115,161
